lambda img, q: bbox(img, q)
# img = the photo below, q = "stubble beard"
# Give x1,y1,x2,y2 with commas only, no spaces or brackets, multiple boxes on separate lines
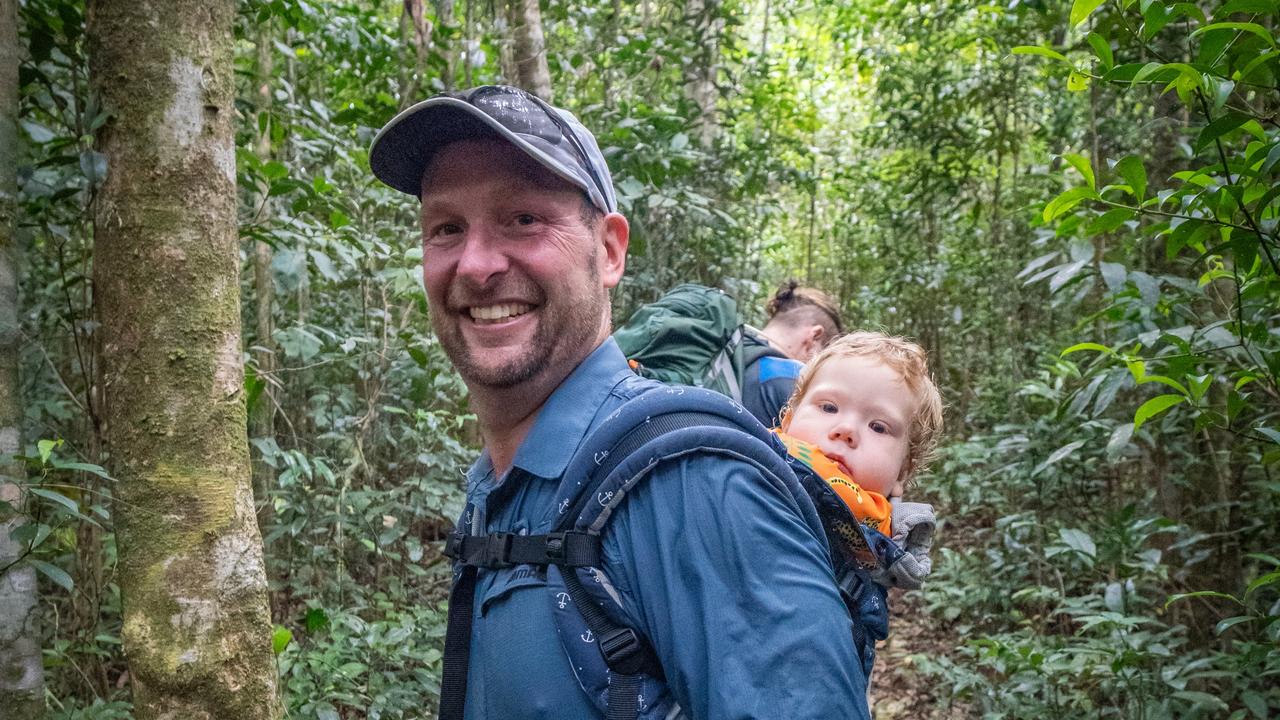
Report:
433,261,607,390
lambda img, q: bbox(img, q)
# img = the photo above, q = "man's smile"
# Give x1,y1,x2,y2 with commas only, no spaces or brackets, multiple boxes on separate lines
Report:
468,302,535,324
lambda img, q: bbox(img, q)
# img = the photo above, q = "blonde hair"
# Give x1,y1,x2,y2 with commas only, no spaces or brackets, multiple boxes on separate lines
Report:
783,331,944,483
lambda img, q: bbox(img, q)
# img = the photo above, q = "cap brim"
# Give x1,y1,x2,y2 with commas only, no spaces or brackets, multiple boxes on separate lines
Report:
369,96,602,208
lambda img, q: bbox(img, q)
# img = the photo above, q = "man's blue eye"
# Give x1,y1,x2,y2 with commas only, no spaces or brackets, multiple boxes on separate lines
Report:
515,214,536,225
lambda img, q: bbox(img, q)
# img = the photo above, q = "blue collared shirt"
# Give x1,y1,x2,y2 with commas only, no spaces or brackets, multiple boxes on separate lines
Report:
459,339,868,719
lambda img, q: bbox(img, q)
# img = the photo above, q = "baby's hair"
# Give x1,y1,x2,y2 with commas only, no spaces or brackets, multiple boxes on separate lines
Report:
765,280,844,336
784,331,944,483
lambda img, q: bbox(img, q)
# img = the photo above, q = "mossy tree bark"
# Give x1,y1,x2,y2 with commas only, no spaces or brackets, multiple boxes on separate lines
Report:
87,1,281,717
0,0,47,714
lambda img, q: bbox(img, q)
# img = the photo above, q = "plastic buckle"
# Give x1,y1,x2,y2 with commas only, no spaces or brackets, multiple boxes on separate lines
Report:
598,627,646,675
483,533,515,568
544,532,568,563
443,531,465,560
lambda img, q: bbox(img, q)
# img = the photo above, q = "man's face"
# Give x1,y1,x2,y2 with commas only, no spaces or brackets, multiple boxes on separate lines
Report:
418,139,626,391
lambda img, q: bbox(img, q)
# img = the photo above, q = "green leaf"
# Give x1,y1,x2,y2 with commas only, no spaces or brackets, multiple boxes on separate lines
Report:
1195,111,1253,152
1170,691,1228,712
1115,156,1147,200
1107,423,1134,457
1061,153,1095,189
272,625,293,655
1166,590,1243,609
1087,207,1134,233
30,559,74,592
1033,440,1085,476
262,161,288,181
1187,374,1212,402
1133,394,1185,432
1191,22,1276,48
1061,342,1113,356
20,119,57,143
28,487,79,514
1059,527,1097,558
1214,615,1254,635
1067,70,1090,92
1070,0,1107,27
1011,45,1068,62
1087,32,1114,70
1242,690,1268,719
37,439,61,465
49,461,112,480
1043,186,1099,222
1245,570,1280,597
1256,427,1280,445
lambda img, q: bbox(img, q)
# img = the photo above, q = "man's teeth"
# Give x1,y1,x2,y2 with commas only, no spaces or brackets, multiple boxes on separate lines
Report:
469,303,533,322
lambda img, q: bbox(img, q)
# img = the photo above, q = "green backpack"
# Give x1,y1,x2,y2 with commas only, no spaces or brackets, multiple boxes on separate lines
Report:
613,283,781,403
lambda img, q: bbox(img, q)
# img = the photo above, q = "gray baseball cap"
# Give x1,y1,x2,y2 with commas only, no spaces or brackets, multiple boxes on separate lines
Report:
369,85,618,214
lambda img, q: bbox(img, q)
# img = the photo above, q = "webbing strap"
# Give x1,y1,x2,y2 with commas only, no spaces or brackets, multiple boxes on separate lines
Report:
443,530,600,568
438,565,477,720
562,566,662,719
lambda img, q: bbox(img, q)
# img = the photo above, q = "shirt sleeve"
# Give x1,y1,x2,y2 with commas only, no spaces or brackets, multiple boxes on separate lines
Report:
600,452,870,720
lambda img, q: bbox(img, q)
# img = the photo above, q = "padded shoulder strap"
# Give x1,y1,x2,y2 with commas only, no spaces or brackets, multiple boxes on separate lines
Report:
552,385,817,534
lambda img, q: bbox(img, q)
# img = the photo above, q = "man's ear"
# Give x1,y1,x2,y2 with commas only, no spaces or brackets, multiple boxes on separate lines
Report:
599,212,629,289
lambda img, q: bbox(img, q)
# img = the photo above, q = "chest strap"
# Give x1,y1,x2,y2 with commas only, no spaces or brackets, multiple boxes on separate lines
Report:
443,530,601,568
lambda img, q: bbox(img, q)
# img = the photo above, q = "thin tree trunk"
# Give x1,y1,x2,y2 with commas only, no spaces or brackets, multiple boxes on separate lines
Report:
505,0,552,100
87,0,280,717
685,0,721,149
437,0,457,90
0,0,46,714
251,24,278,558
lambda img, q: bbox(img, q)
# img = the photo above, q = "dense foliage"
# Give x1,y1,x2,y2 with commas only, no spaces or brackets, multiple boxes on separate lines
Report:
5,0,1278,717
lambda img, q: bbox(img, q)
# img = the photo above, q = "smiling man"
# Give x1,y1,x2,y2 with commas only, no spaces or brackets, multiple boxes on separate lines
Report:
370,85,868,720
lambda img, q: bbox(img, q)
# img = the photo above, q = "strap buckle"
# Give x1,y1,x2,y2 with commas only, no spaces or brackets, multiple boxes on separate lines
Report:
598,627,646,675
443,531,465,561
483,533,515,568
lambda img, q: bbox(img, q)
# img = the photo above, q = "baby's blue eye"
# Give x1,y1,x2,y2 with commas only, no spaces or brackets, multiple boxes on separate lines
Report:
870,422,888,434
819,402,837,414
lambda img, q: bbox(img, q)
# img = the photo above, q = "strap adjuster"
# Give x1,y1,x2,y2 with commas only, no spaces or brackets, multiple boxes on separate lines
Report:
443,531,465,560
599,627,646,675
483,533,515,568
544,531,568,563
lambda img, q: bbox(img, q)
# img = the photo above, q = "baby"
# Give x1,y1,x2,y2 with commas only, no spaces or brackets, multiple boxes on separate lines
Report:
773,331,944,673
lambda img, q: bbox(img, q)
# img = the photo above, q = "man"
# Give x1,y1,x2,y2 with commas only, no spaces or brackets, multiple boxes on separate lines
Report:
370,85,867,719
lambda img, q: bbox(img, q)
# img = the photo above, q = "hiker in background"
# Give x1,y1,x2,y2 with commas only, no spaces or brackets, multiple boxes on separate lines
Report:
759,280,844,363
614,281,844,428
742,281,844,426
370,85,869,720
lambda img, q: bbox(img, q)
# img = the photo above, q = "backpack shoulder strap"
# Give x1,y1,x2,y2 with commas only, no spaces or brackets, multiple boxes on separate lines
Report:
544,386,822,720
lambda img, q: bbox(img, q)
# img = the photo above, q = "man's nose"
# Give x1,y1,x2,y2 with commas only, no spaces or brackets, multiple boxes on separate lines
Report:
454,227,509,286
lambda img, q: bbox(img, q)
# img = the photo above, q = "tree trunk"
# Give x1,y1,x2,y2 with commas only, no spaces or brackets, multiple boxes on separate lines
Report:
251,25,278,562
0,0,46,714
86,1,280,717
505,0,552,100
685,0,721,149
437,0,457,90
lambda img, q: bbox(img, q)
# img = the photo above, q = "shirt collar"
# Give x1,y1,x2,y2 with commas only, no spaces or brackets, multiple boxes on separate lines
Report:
466,338,633,485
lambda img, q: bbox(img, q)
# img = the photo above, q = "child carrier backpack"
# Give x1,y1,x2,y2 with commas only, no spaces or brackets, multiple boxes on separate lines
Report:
438,386,900,720
613,284,783,405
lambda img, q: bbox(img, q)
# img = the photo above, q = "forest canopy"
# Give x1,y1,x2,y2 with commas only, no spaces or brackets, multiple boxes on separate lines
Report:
1,0,1278,718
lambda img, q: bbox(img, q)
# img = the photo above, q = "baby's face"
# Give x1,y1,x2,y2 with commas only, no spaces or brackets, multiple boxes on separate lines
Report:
783,356,914,497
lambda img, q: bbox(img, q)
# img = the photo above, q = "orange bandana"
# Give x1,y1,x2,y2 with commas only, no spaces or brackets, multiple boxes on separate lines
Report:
774,431,892,536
